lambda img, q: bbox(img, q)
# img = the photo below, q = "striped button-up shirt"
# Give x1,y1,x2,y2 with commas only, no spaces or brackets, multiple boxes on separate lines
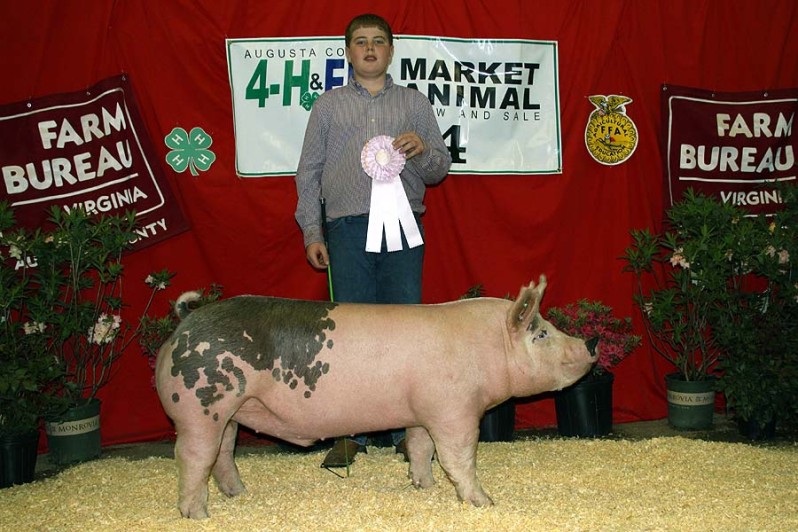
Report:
295,75,452,247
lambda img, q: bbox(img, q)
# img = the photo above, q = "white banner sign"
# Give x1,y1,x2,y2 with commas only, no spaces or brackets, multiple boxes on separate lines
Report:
226,36,561,177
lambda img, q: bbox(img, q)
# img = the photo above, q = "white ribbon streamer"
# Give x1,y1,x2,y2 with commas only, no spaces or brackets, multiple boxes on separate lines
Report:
361,136,424,253
366,178,424,252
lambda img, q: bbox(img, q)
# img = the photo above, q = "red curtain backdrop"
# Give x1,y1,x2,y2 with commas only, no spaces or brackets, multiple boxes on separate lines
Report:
2,0,797,446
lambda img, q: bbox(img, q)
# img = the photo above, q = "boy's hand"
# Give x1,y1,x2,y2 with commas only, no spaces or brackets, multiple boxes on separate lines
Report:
306,242,330,270
394,132,425,159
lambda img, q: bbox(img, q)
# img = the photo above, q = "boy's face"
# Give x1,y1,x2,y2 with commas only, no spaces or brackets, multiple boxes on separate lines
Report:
346,26,393,81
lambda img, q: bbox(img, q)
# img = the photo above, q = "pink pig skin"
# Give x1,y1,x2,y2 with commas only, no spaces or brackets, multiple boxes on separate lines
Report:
155,275,596,519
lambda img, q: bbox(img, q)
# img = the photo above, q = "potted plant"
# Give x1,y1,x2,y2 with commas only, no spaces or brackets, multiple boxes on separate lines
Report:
0,348,62,487
0,237,63,487
622,186,798,433
707,183,798,439
1,204,66,486
546,299,641,437
622,190,744,429
714,307,797,440
0,201,173,465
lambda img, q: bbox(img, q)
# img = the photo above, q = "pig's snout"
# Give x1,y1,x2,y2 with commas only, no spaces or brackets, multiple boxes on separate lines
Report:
585,337,599,358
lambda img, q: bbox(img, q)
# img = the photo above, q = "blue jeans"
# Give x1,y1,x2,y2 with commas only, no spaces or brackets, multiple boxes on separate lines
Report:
326,214,424,445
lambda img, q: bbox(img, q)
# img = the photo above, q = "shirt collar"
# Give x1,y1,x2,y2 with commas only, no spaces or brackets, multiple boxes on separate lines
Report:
349,74,394,97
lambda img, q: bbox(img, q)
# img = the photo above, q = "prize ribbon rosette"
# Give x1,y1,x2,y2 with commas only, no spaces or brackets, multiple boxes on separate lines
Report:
361,135,424,252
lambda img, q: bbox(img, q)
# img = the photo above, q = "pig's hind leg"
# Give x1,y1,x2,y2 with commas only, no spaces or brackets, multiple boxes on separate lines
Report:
406,426,436,488
429,422,494,507
212,419,247,498
174,419,226,519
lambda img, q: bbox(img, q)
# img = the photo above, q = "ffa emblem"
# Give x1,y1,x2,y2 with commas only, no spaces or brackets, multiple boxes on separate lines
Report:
585,95,638,165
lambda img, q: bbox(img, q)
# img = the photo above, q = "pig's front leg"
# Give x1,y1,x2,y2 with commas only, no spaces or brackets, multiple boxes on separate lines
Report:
406,426,436,488
211,420,247,498
430,422,494,507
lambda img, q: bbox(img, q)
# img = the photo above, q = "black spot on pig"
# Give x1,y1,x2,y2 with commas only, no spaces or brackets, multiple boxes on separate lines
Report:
168,296,337,416
221,356,246,396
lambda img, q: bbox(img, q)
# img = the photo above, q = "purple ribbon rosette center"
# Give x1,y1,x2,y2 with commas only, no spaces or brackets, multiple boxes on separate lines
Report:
361,135,406,181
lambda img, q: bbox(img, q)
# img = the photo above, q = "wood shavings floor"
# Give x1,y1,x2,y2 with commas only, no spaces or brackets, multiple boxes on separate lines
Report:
2,416,796,531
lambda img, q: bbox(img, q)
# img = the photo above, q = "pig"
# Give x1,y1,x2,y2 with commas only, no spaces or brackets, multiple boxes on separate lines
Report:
155,275,597,519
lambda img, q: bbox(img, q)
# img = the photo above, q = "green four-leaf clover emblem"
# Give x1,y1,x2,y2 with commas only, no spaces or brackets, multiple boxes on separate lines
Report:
165,127,216,176
300,91,319,111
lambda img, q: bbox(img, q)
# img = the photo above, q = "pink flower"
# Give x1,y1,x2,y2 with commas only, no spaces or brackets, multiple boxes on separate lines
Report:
670,251,690,269
88,313,122,344
546,300,641,373
145,274,168,290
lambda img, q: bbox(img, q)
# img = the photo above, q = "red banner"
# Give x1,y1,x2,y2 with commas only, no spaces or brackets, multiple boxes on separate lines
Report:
662,85,798,216
0,75,188,250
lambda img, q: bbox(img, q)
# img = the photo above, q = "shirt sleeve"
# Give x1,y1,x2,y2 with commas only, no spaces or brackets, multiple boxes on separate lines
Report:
407,91,452,185
294,99,327,247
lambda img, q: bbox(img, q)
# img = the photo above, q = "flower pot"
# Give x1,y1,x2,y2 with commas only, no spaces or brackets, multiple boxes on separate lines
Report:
665,373,715,430
0,430,40,488
479,399,515,442
45,398,101,466
736,415,777,441
555,371,614,437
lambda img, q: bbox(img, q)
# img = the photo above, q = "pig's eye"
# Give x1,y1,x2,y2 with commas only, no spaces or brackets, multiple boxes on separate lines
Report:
532,329,549,342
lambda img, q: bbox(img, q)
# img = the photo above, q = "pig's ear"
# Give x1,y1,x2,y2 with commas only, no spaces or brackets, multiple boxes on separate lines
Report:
507,275,547,333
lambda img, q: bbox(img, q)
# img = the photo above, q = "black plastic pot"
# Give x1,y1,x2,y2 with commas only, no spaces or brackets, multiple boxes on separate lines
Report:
555,371,614,437
479,399,516,442
0,429,40,488
737,416,777,441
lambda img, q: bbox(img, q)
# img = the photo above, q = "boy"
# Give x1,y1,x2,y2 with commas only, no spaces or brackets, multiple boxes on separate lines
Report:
294,13,452,468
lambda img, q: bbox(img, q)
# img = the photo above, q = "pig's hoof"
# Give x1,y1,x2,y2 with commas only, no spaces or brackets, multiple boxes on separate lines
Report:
219,484,247,498
411,477,435,489
469,494,494,508
180,506,209,520
215,475,247,498
458,489,494,508
407,465,435,489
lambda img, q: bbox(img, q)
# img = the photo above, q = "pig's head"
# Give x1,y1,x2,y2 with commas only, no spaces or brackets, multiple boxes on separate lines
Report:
505,275,598,395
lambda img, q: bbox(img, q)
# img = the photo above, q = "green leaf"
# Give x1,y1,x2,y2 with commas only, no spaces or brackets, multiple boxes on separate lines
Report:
188,127,213,150
191,149,216,173
164,127,190,150
166,149,191,173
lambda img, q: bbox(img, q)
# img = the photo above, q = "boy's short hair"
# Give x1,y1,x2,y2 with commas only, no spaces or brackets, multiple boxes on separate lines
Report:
345,14,393,47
